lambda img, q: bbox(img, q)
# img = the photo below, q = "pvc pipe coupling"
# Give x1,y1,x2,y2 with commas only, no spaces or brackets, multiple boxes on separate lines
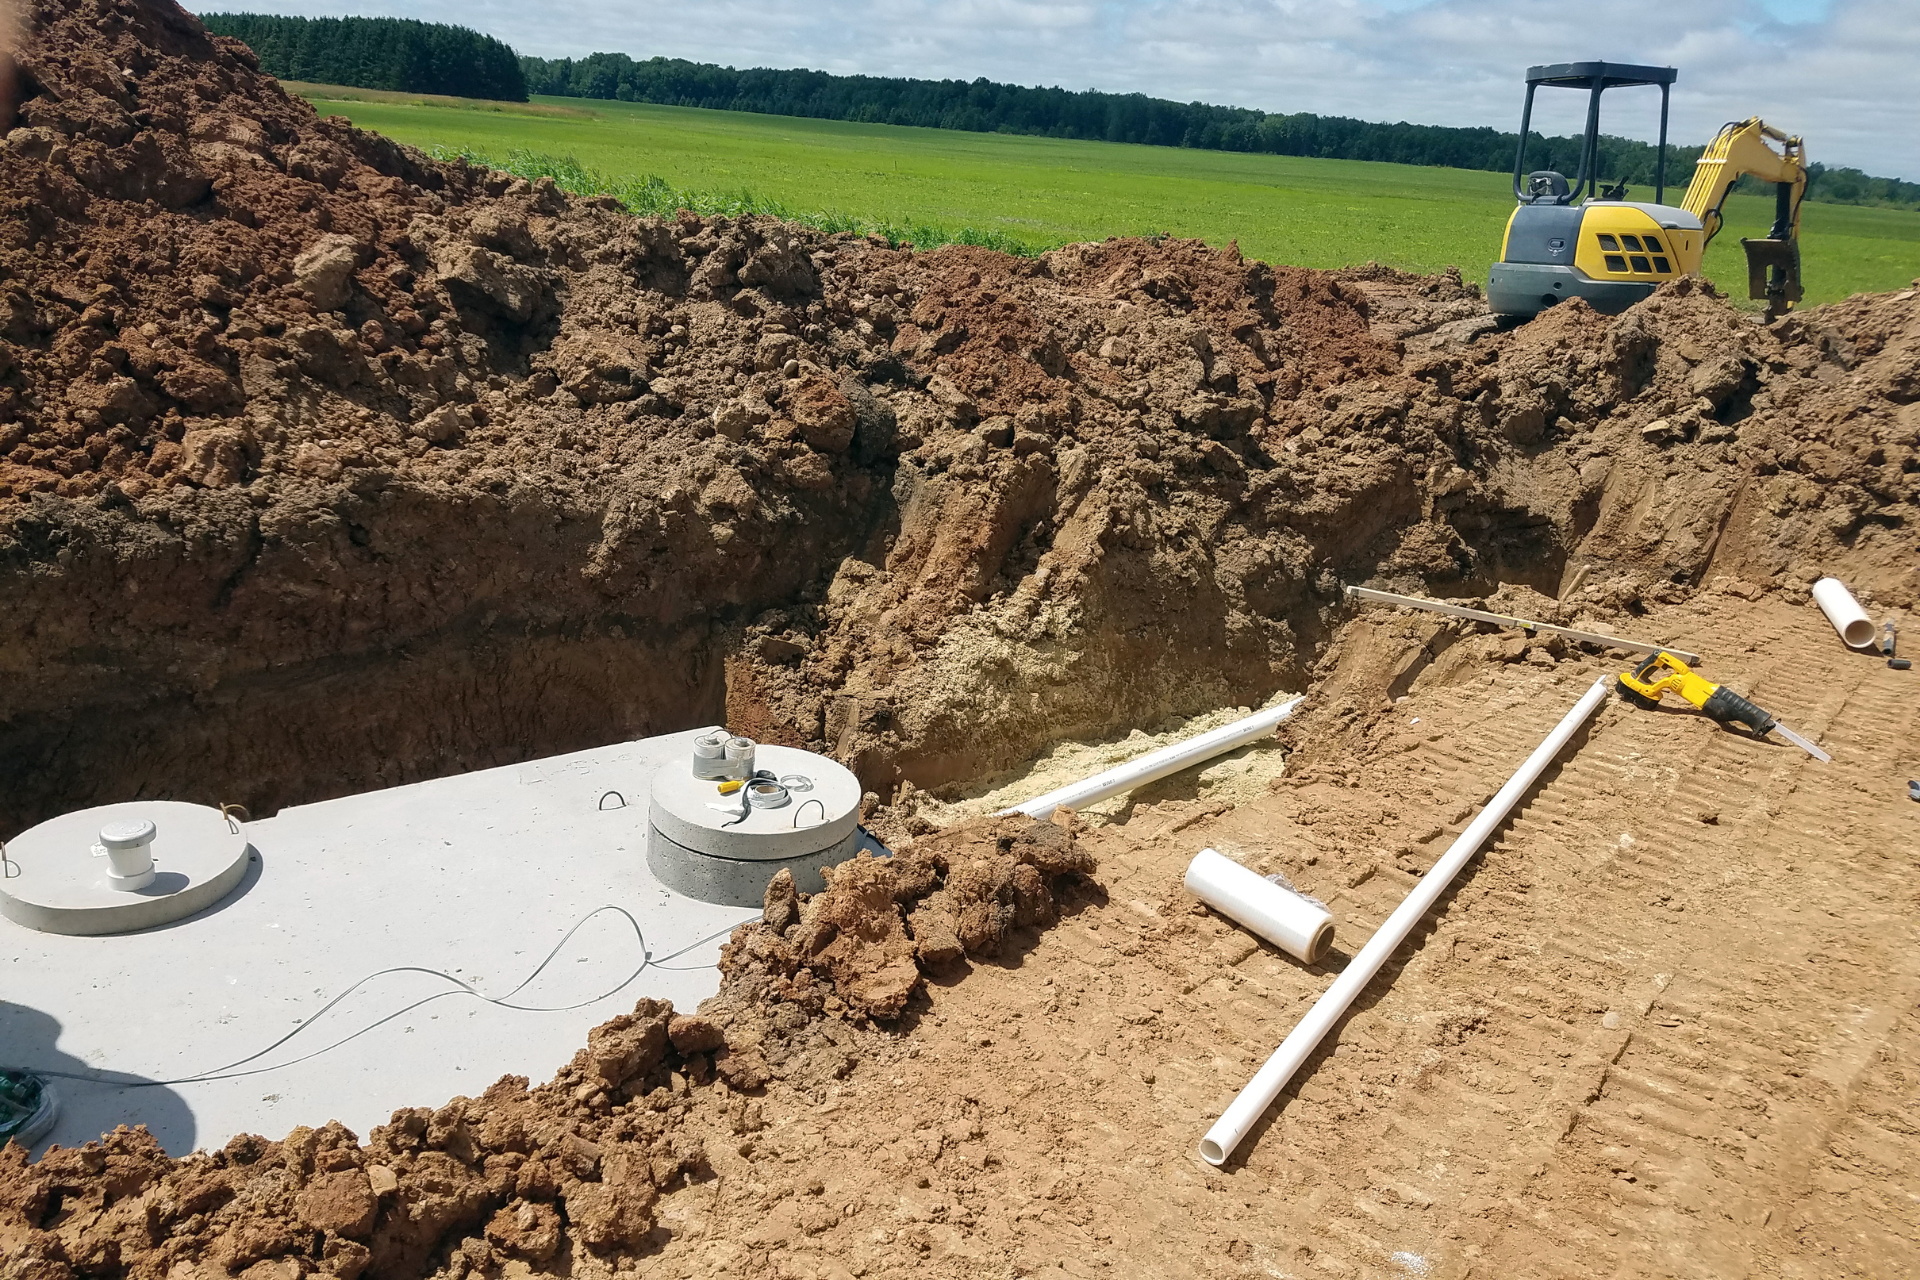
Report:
692,730,758,780
1811,577,1876,650
1185,848,1334,964
91,818,157,891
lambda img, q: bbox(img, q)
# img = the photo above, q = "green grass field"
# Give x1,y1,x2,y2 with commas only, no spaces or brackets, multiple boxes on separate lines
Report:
300,86,1920,306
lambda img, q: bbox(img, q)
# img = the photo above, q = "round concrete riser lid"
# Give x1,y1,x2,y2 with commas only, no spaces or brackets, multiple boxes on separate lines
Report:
1,801,252,936
648,743,861,861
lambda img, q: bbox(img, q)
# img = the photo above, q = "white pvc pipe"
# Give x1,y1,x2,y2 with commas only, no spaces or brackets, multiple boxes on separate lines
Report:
1198,677,1611,1167
1811,576,1876,650
91,818,158,892
1185,848,1334,964
999,697,1305,820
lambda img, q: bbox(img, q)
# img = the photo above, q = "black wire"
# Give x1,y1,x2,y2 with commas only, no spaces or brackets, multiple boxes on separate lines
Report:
27,908,744,1090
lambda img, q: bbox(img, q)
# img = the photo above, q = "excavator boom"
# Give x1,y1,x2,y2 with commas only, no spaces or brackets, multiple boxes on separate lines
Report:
1681,117,1807,316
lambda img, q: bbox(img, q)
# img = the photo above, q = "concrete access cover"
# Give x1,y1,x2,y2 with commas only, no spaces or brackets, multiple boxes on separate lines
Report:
1,801,252,935
647,744,863,905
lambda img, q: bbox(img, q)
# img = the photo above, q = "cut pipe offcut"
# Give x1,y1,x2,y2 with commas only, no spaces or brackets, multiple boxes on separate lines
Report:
1185,848,1334,964
1811,577,1876,650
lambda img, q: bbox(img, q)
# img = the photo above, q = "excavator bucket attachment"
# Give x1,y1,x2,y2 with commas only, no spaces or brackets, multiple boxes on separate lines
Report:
1741,237,1803,316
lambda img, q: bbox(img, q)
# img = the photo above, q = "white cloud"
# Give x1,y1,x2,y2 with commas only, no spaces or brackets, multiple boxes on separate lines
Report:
204,0,1920,178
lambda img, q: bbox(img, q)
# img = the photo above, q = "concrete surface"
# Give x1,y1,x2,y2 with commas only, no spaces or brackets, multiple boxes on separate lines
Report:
2,727,759,1157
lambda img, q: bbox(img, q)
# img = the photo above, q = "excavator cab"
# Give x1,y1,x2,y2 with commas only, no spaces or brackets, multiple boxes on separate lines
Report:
1489,61,1808,320
1488,62,1695,318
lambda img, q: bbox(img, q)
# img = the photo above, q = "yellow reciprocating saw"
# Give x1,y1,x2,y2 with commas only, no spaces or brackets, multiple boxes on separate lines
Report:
1617,651,1830,762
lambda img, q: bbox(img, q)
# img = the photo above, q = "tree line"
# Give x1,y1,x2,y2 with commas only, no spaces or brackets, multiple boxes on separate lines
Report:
518,53,1917,209
199,13,526,102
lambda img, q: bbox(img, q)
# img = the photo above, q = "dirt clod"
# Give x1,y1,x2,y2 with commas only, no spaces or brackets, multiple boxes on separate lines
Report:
715,816,1092,1021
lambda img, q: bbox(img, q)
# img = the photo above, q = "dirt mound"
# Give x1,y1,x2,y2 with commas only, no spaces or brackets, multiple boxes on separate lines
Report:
0,816,1090,1279
725,266,1919,800
720,814,1094,1020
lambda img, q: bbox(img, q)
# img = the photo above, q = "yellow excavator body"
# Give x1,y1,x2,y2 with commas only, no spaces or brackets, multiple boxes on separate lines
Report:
1487,62,1808,320
1497,202,1706,287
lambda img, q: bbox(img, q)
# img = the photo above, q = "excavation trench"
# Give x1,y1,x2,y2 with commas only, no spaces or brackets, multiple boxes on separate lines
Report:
0,428,1562,838
1,0,1915,840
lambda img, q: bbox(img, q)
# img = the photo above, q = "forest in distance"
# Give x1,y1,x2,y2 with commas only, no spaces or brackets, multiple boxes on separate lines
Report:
200,12,527,103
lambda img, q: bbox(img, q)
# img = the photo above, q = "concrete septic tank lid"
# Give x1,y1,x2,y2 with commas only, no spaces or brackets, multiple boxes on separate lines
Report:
648,743,861,861
1,801,252,936
3,728,762,1157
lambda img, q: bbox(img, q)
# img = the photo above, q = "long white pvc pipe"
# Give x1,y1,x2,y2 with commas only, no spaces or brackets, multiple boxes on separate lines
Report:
999,697,1305,820
1198,676,1612,1167
1811,576,1876,650
1185,848,1334,964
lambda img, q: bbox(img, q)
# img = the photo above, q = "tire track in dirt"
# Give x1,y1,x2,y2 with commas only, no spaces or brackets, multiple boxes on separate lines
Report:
1436,608,1920,1279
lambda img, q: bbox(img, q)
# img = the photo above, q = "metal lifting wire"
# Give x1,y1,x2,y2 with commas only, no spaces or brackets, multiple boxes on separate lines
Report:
22,905,741,1090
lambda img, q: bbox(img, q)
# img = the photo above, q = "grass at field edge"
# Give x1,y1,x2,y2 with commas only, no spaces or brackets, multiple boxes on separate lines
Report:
431,146,1046,257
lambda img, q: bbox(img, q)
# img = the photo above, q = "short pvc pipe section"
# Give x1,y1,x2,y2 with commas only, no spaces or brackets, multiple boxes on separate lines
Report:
1000,697,1304,821
1184,848,1333,964
1197,676,1612,1168
1812,576,1876,650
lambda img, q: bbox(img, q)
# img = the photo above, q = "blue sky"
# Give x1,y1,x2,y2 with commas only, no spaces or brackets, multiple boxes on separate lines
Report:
206,0,1918,179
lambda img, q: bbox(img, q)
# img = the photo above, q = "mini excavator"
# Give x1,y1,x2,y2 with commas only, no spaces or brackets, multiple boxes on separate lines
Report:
1488,62,1808,321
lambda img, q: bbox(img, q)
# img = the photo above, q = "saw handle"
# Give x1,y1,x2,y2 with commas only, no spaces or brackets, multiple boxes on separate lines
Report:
1627,650,1672,684
1701,684,1775,736
1617,650,1689,706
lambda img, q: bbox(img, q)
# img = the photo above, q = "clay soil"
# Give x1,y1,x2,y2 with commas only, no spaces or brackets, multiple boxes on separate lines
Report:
5,1,1920,1278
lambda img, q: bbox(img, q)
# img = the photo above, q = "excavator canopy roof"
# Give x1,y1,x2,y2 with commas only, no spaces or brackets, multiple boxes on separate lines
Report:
1525,61,1677,90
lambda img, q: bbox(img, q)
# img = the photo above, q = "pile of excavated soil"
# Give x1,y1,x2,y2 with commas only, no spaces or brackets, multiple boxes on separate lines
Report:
0,814,1098,1280
4,1,1915,837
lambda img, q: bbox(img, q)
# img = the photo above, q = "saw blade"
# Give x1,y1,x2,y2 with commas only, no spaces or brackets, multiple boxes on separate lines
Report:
1770,720,1831,763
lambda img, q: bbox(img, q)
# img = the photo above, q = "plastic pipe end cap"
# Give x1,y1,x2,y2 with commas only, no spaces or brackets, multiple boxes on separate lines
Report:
97,819,157,850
